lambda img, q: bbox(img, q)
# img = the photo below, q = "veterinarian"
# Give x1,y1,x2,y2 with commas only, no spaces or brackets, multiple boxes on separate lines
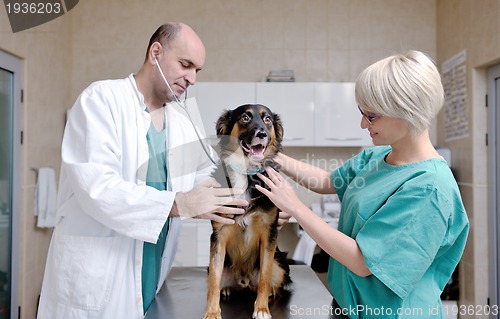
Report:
257,50,469,318
37,23,250,319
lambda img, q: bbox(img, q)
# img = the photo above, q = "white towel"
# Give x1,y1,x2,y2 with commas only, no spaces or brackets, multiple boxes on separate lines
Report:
34,167,57,228
292,231,317,266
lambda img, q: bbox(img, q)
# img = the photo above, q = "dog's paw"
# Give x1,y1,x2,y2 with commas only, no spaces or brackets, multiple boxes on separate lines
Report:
252,308,272,319
204,309,222,319
221,287,232,298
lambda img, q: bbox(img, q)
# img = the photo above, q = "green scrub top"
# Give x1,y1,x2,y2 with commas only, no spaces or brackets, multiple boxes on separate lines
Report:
142,122,169,313
328,146,469,318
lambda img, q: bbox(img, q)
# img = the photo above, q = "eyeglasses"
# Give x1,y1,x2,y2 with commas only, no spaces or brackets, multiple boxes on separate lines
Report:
358,106,382,125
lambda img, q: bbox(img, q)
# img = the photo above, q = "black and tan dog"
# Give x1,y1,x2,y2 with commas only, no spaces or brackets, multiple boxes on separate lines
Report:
204,104,292,319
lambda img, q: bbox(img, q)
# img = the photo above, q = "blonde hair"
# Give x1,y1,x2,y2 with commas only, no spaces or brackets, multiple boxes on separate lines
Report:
355,50,444,136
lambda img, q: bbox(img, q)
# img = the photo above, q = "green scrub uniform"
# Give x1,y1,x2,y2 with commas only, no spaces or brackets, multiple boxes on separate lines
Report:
142,122,169,313
328,146,469,318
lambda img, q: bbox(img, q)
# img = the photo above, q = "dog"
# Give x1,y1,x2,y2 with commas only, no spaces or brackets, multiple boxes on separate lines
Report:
204,104,292,319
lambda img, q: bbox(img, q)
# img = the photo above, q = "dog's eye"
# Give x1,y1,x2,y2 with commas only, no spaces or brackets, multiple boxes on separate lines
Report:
263,115,272,124
240,114,251,123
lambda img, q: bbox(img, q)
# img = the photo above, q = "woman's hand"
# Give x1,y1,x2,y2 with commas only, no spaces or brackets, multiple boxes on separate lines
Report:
256,166,307,217
277,211,292,230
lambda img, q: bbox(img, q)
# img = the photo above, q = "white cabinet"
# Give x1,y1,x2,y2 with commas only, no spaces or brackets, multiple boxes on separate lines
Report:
314,83,372,147
185,83,197,102
256,83,315,146
173,219,213,267
196,220,212,266
194,82,372,147
195,82,255,141
172,221,197,267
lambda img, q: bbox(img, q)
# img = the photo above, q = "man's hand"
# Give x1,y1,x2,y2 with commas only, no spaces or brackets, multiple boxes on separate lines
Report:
172,178,248,224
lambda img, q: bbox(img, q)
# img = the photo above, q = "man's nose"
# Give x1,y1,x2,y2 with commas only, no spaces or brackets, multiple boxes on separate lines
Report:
185,70,197,86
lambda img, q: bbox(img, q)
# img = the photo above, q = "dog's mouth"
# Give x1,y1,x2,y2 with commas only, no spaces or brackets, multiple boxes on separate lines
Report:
240,139,267,161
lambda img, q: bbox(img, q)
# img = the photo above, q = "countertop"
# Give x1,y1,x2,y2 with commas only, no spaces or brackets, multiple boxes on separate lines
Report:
145,265,336,319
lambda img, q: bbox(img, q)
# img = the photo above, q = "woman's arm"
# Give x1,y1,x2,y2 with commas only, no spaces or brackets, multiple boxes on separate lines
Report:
256,167,370,277
275,153,336,194
292,202,371,277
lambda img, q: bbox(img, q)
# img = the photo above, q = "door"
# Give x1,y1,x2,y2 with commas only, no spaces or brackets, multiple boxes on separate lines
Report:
0,50,21,319
488,63,500,318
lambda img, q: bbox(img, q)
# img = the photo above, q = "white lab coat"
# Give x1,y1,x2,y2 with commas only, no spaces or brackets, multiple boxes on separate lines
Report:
37,74,214,319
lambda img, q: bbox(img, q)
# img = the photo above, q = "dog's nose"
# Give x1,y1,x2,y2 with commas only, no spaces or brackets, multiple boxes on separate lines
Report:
256,130,267,139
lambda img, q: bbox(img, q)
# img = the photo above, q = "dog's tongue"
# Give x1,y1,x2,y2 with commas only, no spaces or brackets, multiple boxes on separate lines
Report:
248,144,265,160
241,141,265,160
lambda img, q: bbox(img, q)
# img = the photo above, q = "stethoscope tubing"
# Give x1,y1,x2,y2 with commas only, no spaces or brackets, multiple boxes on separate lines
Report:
155,57,218,165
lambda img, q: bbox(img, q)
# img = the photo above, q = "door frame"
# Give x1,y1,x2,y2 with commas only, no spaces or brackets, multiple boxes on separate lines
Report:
0,49,22,319
488,63,500,317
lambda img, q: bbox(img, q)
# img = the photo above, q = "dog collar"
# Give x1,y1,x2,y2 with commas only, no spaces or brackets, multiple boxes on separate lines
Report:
246,166,266,175
226,162,266,175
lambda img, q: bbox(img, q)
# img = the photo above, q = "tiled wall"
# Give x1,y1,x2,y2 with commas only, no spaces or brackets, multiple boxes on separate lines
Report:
68,0,436,98
4,0,497,318
0,8,72,319
437,0,500,312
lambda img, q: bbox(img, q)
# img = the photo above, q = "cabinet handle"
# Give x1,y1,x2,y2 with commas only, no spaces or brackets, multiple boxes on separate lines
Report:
283,137,305,141
324,137,362,141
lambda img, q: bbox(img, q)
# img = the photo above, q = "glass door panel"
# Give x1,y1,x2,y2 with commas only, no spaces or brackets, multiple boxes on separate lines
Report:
488,63,500,318
0,67,13,319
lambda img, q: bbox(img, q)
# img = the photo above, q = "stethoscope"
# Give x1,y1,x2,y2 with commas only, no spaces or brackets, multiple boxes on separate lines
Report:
154,56,218,165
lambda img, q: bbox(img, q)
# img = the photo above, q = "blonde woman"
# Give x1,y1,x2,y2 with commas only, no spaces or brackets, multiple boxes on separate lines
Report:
257,51,469,318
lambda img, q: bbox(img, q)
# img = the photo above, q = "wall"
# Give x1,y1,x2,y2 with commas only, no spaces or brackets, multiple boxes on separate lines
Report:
67,0,438,214
69,0,437,96
436,0,500,314
0,9,72,319
0,0,441,318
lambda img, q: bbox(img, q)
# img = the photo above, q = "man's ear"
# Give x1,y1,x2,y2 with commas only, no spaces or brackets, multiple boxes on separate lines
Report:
149,41,163,64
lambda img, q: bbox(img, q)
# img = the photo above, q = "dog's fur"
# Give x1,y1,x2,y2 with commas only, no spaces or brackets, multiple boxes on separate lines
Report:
204,104,292,319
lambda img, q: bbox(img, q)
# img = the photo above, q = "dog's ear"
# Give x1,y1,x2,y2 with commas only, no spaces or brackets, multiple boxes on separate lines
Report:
216,109,232,137
272,113,284,145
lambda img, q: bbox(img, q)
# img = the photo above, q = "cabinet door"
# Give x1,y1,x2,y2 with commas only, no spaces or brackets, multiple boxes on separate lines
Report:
196,220,212,266
256,83,315,146
196,83,255,142
314,83,372,146
172,222,197,267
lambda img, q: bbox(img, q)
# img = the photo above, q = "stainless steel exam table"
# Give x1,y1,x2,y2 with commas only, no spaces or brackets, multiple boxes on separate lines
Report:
145,265,337,319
